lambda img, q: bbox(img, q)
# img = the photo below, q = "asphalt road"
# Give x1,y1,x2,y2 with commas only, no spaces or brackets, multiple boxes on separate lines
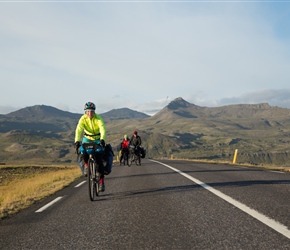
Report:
1,159,290,249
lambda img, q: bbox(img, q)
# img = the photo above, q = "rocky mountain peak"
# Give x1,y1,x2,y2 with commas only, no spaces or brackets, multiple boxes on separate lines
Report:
167,97,197,110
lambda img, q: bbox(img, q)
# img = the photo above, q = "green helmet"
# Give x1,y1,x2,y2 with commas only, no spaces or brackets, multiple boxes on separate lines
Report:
124,134,128,139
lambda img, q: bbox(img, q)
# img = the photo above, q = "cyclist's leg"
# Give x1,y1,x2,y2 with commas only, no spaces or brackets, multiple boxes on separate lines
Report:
95,152,105,191
125,149,129,165
120,150,123,165
82,153,89,176
77,154,84,175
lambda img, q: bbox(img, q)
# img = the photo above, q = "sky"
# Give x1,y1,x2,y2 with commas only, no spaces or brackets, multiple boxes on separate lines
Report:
1,0,290,116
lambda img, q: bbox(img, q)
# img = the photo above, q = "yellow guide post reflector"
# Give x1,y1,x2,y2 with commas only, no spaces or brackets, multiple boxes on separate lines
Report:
233,149,238,164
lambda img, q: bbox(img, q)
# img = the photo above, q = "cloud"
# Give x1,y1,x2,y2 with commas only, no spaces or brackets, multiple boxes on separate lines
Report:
0,3,290,115
216,89,290,108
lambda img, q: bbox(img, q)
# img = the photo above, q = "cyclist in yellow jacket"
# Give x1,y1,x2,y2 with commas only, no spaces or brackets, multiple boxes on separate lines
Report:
74,102,107,191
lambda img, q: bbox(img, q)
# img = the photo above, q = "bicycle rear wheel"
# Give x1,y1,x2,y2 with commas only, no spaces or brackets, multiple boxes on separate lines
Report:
88,159,97,201
128,152,134,167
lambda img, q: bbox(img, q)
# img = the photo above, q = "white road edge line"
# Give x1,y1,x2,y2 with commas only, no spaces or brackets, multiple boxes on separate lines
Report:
35,197,63,213
75,181,86,187
270,171,284,174
150,160,290,240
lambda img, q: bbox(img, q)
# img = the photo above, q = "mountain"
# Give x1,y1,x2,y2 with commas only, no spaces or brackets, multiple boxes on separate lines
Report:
101,108,150,121
1,98,290,166
141,97,290,165
0,105,150,133
0,105,151,164
153,97,203,119
6,105,80,120
153,97,290,119
0,105,80,133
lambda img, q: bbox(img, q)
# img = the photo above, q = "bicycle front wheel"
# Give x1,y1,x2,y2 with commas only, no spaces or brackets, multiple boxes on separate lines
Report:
88,159,97,201
95,171,100,196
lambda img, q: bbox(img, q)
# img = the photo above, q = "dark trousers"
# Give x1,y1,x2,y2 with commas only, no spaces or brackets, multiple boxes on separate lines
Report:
120,148,129,161
82,152,104,178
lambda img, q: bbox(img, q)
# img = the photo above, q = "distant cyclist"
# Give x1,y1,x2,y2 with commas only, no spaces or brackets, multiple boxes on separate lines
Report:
119,134,130,165
74,102,107,191
130,130,142,155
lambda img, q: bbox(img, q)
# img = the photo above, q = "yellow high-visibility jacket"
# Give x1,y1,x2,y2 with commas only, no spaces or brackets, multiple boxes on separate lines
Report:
74,113,106,142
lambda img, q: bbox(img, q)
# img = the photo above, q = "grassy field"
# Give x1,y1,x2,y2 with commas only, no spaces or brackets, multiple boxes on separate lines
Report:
0,164,81,220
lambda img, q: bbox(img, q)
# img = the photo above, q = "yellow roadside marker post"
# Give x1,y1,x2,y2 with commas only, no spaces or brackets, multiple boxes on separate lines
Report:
233,149,238,164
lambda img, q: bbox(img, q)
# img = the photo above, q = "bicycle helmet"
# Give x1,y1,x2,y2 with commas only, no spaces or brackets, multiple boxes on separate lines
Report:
133,130,138,135
84,102,96,111
124,134,128,139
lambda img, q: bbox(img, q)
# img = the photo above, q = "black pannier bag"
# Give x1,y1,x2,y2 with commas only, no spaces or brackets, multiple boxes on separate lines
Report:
103,144,114,175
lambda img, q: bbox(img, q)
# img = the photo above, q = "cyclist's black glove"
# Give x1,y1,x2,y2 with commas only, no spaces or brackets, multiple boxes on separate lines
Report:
100,139,105,147
74,141,81,151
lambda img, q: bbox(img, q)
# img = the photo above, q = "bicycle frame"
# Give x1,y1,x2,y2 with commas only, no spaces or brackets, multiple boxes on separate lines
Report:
128,145,141,166
82,142,102,201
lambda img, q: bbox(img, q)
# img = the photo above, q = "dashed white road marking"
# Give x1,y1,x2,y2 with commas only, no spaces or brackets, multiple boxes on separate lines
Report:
35,197,63,213
150,160,290,240
35,180,86,213
75,181,86,187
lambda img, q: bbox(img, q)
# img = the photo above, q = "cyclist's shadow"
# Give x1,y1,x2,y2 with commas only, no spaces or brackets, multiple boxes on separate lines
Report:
90,184,197,202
